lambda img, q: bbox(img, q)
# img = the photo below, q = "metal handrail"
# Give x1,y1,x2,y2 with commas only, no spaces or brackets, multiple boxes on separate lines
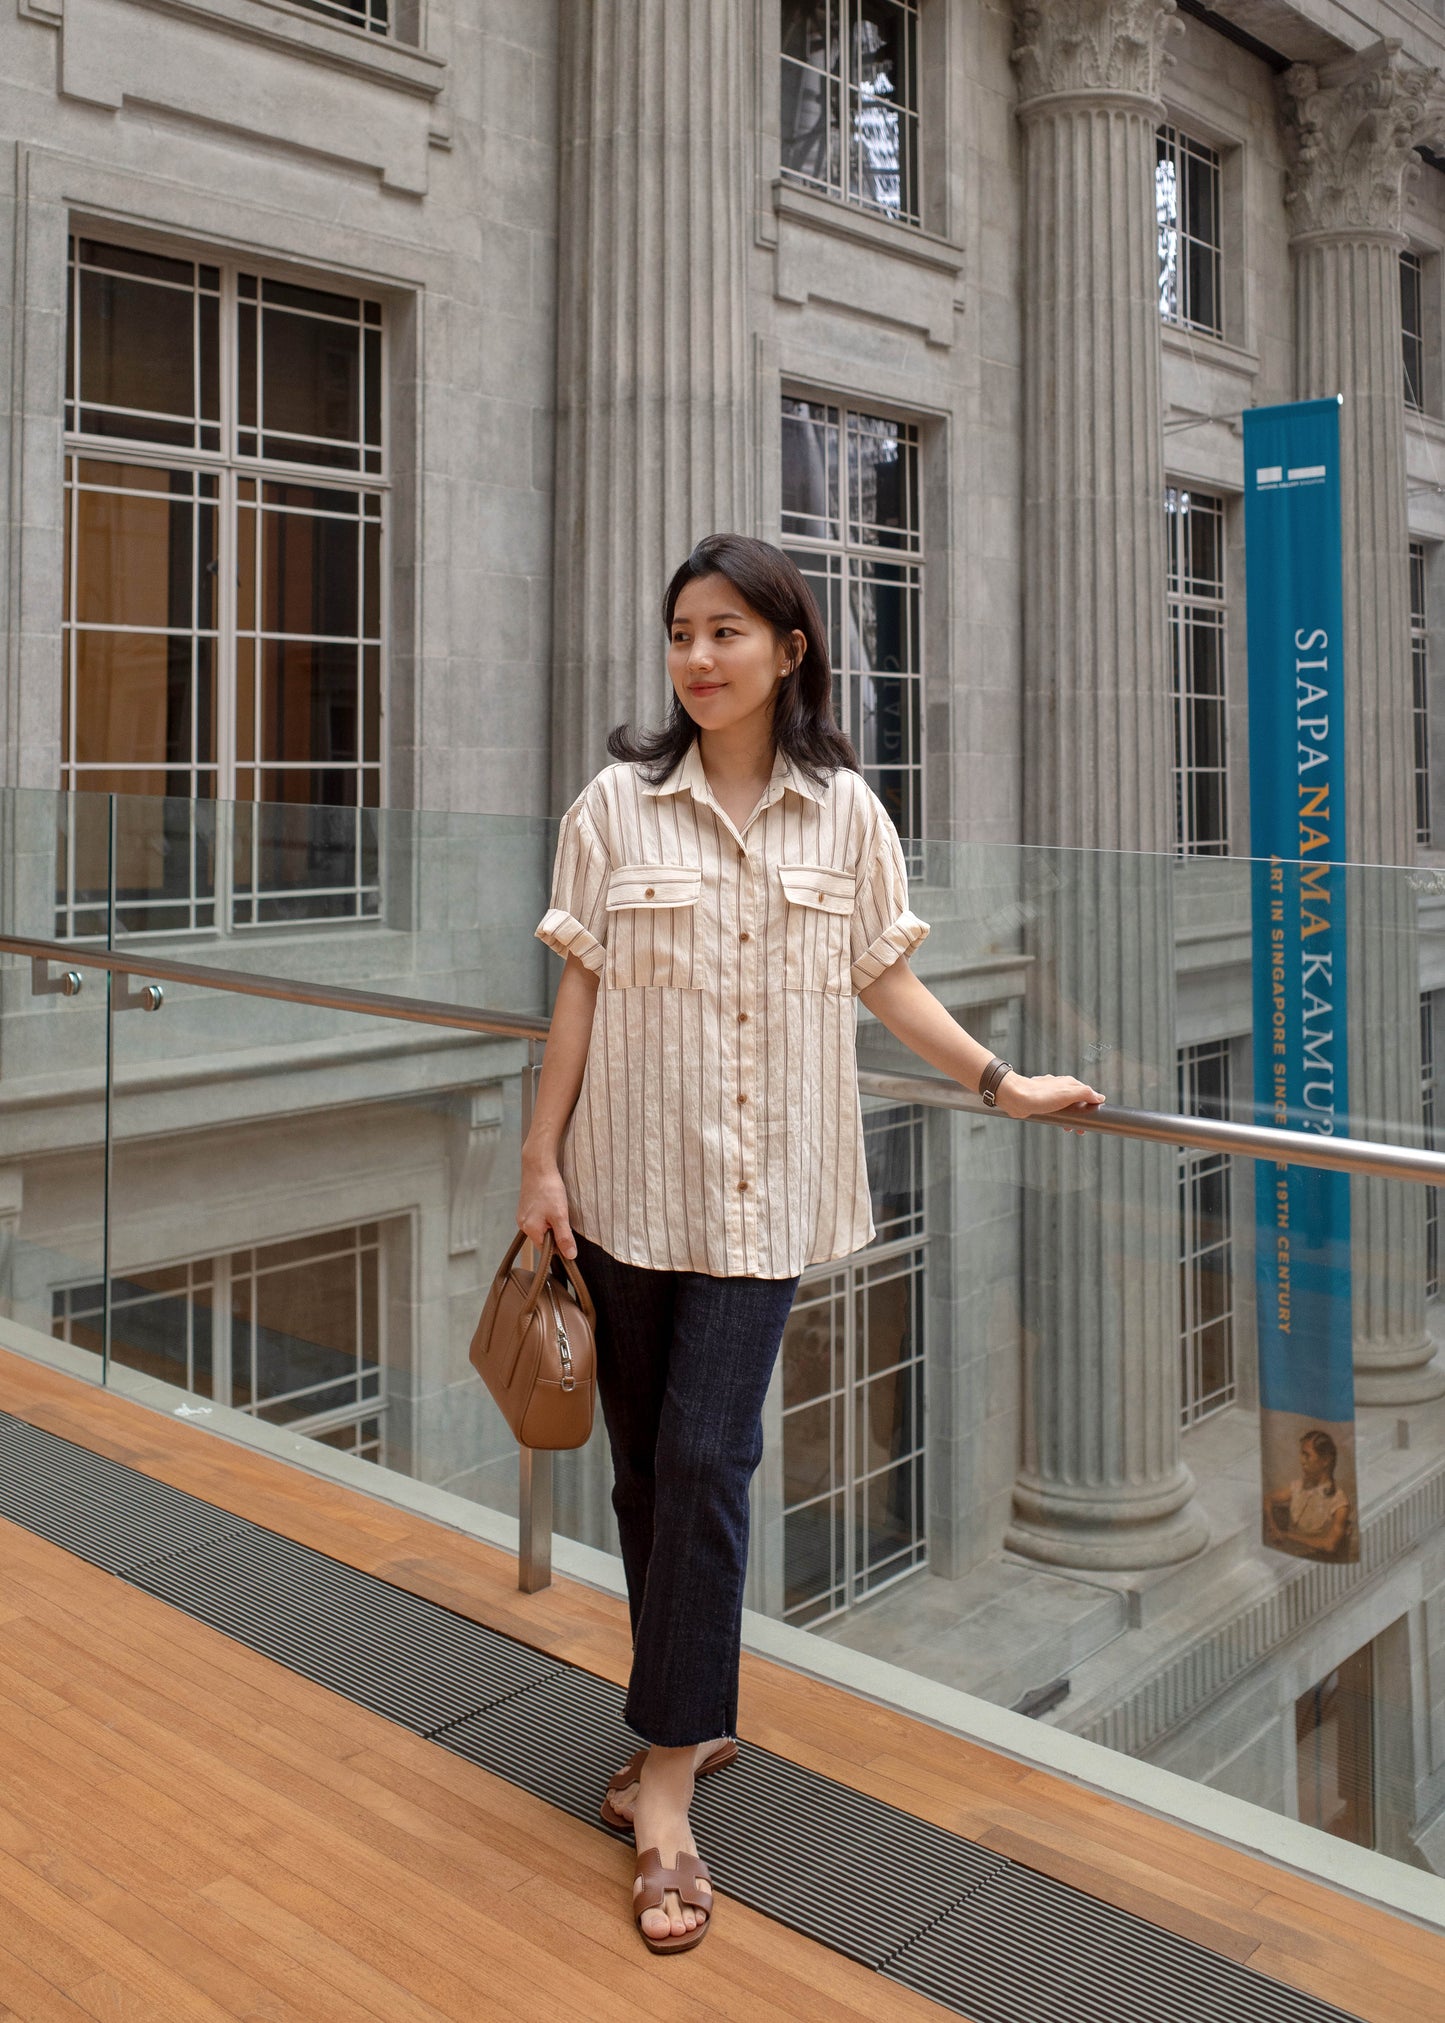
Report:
7,927,1445,1182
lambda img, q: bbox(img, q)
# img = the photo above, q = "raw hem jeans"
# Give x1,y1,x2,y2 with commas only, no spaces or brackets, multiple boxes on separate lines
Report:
573,1230,800,1748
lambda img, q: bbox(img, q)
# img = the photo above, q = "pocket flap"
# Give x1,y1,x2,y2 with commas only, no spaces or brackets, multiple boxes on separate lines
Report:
778,863,855,915
605,863,703,910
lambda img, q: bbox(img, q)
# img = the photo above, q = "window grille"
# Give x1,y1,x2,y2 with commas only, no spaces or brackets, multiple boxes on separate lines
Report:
1178,1041,1236,1428
293,0,392,33
1402,251,1426,414
782,396,924,851
780,1102,927,1625
781,0,920,226
1166,486,1229,855
1156,126,1223,337
1424,994,1440,1301
60,236,386,936
52,1223,387,1461
1412,540,1431,846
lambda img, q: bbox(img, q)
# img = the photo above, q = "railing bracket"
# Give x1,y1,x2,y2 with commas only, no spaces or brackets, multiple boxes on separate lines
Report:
30,959,83,1000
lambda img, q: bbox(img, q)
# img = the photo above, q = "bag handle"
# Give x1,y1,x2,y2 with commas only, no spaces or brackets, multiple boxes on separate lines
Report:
500,1226,596,1328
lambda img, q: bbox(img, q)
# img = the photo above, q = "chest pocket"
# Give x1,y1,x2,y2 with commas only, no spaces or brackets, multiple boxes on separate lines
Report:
604,863,704,989
777,863,855,994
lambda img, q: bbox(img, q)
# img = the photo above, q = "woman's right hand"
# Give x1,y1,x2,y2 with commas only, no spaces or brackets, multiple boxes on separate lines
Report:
516,1153,577,1261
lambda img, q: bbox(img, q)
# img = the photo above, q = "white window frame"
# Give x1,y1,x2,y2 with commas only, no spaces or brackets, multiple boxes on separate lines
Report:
1412,539,1431,847
779,0,923,228
1178,1039,1236,1429
780,1101,927,1626
1157,124,1224,339
780,391,927,857
1167,485,1229,856
51,1221,389,1461
59,229,391,939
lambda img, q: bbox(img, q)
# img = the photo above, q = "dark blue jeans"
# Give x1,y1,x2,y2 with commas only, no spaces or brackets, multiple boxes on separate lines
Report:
573,1230,801,1748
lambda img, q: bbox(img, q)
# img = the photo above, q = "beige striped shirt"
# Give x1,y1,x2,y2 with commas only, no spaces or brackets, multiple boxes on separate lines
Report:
535,740,930,1278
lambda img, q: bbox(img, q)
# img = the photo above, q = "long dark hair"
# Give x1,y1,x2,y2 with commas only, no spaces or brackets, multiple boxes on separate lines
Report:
606,534,860,787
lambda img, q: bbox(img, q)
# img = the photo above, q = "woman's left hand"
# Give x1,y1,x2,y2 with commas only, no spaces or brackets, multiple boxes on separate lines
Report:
994,1072,1105,1134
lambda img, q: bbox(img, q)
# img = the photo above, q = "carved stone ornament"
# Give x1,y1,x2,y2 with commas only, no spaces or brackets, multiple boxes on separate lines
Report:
1280,40,1445,240
1012,0,1181,107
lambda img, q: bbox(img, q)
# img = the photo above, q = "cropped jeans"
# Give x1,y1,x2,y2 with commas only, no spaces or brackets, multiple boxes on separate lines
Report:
573,1230,801,1748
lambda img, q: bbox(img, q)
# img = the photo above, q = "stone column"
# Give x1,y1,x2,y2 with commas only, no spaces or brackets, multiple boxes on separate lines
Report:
1005,0,1209,1569
550,0,751,809
1281,44,1445,1404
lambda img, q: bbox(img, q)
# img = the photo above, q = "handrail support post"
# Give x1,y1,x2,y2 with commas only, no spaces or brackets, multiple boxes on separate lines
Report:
517,1037,554,1592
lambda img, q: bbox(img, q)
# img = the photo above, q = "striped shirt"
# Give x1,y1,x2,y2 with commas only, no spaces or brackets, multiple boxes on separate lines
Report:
535,740,930,1278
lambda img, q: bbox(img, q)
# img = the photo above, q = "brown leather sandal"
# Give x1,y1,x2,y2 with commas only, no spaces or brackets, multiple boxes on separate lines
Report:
598,1737,738,1834
632,1846,714,1954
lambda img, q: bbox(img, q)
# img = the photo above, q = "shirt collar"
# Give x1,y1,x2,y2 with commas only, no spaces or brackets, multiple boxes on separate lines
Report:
642,741,827,807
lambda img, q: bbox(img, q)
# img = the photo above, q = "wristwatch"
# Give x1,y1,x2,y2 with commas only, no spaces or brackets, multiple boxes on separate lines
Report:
979,1056,1014,1108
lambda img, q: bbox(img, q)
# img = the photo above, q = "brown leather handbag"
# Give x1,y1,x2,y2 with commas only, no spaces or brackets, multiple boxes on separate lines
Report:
468,1229,597,1449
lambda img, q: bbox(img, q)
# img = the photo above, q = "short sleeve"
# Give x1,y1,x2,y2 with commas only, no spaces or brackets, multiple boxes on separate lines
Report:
850,804,930,992
535,795,610,976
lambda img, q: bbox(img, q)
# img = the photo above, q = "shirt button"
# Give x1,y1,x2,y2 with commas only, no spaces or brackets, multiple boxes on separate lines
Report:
737,1179,749,1192
644,886,655,898
738,1092,748,1104
738,1011,749,1024
739,930,751,942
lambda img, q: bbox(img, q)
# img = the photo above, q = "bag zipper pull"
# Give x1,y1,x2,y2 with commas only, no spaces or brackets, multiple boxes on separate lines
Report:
545,1280,576,1391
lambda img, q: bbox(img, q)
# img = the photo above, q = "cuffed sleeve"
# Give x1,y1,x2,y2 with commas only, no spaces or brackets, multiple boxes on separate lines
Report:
535,796,610,977
850,806,930,992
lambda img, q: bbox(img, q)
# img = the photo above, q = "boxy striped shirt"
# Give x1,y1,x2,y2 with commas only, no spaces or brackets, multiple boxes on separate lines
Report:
535,740,930,1278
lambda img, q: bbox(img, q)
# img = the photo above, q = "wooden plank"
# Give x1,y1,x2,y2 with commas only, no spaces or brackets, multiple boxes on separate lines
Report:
0,1947,97,2023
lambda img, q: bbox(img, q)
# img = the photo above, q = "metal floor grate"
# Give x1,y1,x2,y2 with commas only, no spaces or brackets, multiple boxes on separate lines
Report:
0,1409,1364,2023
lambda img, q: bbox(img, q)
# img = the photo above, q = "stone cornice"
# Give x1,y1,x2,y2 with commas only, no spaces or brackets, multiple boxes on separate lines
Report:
1011,0,1181,108
1280,38,1445,241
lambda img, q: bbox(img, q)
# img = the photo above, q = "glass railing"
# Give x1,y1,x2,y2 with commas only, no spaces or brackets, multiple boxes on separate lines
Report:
4,784,1445,1897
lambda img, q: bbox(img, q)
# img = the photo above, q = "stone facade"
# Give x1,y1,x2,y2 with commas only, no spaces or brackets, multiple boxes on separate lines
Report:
2,0,1445,1875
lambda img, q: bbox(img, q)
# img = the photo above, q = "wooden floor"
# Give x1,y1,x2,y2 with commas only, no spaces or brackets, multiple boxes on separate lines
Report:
0,1348,1443,2023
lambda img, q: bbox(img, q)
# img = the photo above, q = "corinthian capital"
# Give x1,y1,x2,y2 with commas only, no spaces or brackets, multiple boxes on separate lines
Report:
1280,39,1445,239
1012,0,1180,107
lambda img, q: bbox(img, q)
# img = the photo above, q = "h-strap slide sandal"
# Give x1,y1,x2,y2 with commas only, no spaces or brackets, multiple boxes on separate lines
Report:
632,1846,714,1954
598,1736,738,1834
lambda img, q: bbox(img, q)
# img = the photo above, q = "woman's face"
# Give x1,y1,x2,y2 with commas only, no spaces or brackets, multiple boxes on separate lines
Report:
667,574,802,737
1299,1441,1330,1486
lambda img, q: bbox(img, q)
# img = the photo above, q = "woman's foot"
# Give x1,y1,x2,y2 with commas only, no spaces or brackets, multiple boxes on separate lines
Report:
630,1744,711,1943
604,1734,730,1830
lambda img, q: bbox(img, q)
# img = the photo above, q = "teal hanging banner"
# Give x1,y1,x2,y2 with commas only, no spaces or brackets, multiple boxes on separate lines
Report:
1243,397,1358,1564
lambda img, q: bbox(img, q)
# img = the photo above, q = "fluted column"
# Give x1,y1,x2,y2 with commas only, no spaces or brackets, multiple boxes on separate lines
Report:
550,0,750,809
1281,45,1445,1404
1006,0,1208,1569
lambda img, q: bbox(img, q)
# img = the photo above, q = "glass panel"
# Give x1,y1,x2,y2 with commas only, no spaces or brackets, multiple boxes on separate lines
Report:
2,934,110,1384
15,788,1445,1899
781,398,840,541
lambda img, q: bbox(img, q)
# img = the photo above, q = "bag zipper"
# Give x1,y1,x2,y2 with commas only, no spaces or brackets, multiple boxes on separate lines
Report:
544,1279,576,1391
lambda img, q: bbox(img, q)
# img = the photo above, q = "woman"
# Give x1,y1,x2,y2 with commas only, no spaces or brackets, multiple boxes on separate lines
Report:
516,534,1104,1953
1263,1429,1353,1561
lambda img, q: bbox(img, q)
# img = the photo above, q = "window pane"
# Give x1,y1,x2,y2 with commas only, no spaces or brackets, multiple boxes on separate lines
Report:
262,503,362,640
781,398,840,540
782,1292,840,1409
257,282,370,468
784,1495,845,1621
70,240,219,449
848,414,919,549
260,642,362,766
